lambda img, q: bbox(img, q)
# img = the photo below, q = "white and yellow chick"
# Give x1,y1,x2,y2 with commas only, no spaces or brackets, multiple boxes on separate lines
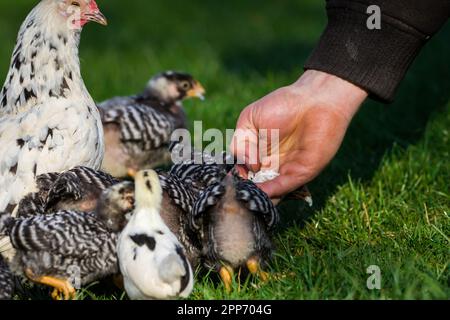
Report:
117,170,193,300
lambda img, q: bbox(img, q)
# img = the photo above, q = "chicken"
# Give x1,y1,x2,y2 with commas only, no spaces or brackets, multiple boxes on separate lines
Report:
0,0,107,257
0,182,134,300
168,145,233,195
191,170,279,292
0,255,14,300
118,170,194,300
158,172,202,267
98,72,206,177
16,166,120,219
17,164,200,269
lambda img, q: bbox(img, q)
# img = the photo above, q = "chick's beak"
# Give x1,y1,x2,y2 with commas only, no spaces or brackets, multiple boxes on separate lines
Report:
187,82,206,101
85,10,108,26
127,169,137,179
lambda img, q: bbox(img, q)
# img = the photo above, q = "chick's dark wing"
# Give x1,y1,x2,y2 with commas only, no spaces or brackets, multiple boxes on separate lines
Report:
45,170,83,208
190,183,226,231
159,173,196,213
102,103,173,151
236,179,279,231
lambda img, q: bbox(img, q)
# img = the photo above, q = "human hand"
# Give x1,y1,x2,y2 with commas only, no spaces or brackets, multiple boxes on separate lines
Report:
230,70,368,199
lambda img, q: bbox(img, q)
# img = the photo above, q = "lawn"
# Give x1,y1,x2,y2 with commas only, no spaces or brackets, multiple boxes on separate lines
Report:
0,0,448,300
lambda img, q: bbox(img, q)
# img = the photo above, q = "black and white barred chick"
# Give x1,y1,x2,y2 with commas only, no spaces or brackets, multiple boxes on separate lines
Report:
190,170,279,292
0,182,134,300
98,72,206,178
118,170,194,300
1,167,120,262
20,165,200,269
0,255,14,300
169,146,233,195
163,148,235,268
16,166,119,219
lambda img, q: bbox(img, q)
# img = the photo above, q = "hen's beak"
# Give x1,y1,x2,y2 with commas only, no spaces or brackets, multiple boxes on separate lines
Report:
85,11,108,26
187,82,206,101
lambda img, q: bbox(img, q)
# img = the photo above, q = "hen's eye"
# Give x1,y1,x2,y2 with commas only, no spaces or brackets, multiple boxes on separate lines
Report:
71,1,80,7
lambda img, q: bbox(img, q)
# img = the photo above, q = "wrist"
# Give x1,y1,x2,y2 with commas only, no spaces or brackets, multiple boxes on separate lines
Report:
292,69,368,122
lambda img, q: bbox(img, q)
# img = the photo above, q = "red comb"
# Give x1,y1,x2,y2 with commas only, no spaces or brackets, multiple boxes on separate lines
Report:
89,0,100,12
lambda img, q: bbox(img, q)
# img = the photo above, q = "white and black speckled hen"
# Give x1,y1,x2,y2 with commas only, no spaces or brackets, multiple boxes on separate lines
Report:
0,0,107,257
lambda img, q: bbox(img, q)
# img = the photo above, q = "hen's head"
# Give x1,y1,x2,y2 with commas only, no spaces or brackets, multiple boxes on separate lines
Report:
40,0,107,30
146,71,206,103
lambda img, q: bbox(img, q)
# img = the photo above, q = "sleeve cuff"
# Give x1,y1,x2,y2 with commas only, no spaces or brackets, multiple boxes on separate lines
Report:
304,2,429,103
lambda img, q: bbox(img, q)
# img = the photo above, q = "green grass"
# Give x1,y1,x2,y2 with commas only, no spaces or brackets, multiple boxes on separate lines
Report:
1,0,449,300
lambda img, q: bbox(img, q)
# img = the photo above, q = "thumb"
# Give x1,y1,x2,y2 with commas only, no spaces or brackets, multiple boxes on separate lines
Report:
234,164,249,179
230,125,261,173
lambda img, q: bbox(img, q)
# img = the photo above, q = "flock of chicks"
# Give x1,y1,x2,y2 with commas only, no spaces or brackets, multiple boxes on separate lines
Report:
0,0,311,300
0,152,284,300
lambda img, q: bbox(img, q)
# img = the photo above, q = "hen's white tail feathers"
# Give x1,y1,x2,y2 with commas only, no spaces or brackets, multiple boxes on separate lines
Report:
0,197,9,214
159,253,186,284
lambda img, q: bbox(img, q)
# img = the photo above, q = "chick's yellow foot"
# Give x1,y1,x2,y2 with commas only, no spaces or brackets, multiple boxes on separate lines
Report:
219,266,234,293
25,269,76,300
246,258,270,282
259,270,270,282
50,281,76,300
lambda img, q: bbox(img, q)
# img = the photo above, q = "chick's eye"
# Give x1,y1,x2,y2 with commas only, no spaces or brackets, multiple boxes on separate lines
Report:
180,81,191,90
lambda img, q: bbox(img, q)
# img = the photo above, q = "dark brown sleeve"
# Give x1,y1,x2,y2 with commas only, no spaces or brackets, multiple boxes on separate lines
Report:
304,0,450,103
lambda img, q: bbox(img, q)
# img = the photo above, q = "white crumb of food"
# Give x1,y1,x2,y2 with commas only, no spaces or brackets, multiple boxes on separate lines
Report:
248,170,280,184
304,196,313,207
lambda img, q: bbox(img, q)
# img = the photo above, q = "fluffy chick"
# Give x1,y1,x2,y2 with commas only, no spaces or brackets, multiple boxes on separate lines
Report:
191,170,279,292
168,145,233,195
158,172,202,267
118,170,194,300
16,166,119,219
99,72,205,177
0,182,134,300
